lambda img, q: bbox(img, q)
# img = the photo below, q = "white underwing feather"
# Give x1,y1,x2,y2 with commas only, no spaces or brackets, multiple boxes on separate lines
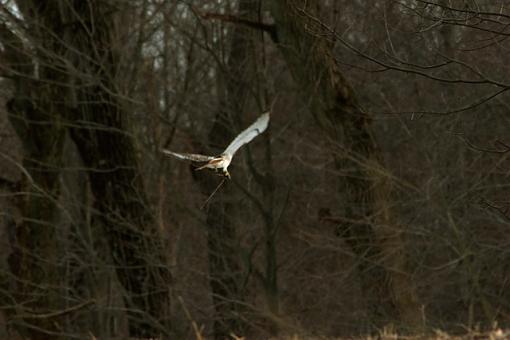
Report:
223,111,270,157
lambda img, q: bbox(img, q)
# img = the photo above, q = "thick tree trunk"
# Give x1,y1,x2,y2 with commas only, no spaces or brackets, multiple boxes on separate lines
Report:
6,91,66,340
2,11,67,339
70,107,171,337
270,0,422,331
62,3,171,336
2,1,171,337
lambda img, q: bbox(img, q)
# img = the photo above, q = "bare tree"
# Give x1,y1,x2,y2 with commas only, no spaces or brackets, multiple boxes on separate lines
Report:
1,1,170,337
192,1,263,337
1,14,66,339
268,0,422,330
2,0,510,338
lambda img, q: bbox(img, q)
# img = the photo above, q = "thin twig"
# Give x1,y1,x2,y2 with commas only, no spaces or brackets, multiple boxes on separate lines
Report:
14,300,95,320
200,178,226,210
190,5,278,42
178,296,205,340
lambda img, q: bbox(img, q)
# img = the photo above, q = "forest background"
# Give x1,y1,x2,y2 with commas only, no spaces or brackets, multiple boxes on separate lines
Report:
1,0,510,339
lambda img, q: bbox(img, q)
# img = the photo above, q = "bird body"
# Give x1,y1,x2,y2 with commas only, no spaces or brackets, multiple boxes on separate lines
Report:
194,154,232,177
162,111,270,179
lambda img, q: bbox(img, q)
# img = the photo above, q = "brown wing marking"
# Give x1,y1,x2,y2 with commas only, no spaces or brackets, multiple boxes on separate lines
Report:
195,158,223,171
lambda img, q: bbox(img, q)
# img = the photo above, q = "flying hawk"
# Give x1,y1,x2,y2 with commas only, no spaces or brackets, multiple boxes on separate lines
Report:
162,111,270,179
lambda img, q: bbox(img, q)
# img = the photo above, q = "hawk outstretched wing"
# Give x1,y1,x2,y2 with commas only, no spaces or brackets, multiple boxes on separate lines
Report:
223,111,270,157
161,149,215,163
161,111,270,179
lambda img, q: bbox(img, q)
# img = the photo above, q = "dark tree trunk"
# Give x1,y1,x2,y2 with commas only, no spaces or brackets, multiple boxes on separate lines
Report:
2,1,171,337
61,3,171,336
269,0,422,331
70,106,171,337
6,89,66,340
2,8,67,339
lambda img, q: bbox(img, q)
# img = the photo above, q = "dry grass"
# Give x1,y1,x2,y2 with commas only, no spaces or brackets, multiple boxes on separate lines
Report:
265,328,510,340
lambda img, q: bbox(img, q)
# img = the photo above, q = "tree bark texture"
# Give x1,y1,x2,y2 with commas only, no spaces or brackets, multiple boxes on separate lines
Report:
2,6,67,338
62,2,171,336
269,0,422,331
2,1,171,337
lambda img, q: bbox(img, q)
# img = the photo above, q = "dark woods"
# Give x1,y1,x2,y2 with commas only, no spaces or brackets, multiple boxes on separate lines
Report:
0,1,509,339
